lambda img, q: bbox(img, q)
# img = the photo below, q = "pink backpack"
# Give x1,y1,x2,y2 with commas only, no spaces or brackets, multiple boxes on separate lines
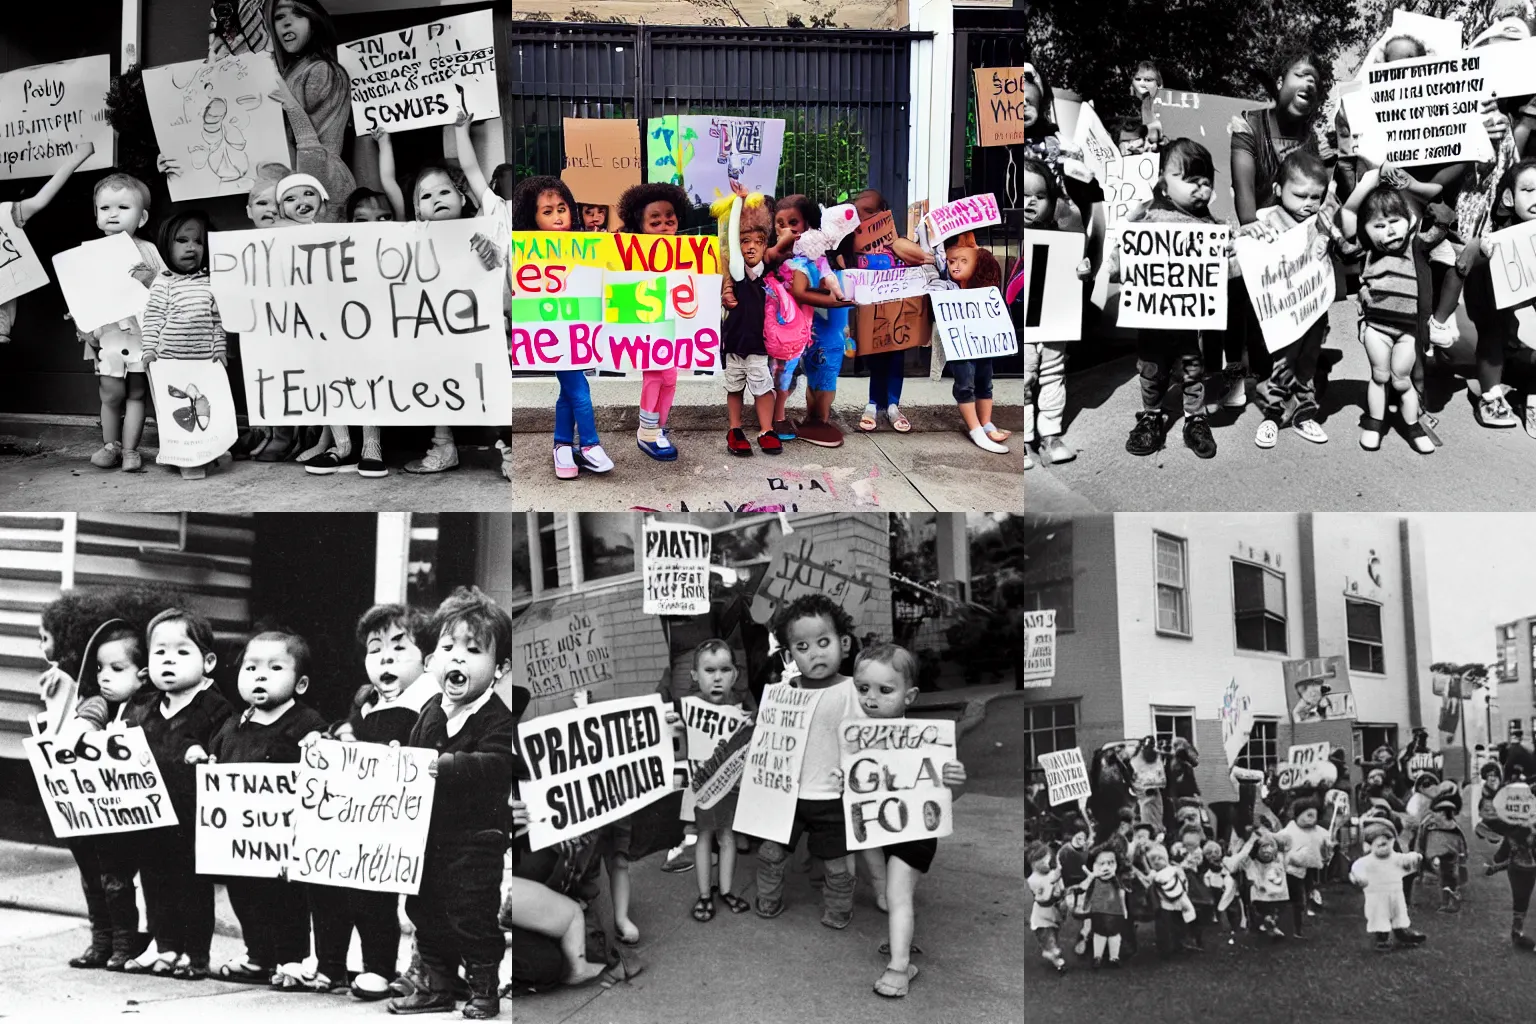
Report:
763,273,811,361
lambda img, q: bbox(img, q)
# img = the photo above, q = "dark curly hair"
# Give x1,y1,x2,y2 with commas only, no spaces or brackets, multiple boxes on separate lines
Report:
617,182,690,233
771,593,856,647
1265,44,1333,121
510,175,577,232
41,591,106,680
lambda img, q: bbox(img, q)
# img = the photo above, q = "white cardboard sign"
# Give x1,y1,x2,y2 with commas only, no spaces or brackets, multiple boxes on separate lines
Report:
642,520,712,615
732,683,823,843
1023,609,1056,685
1038,747,1091,807
511,610,614,701
1278,742,1335,790
841,266,937,304
925,193,1003,242
682,696,752,808
1021,230,1084,343
339,9,500,133
1343,51,1494,168
141,53,287,201
149,360,239,468
195,763,298,878
0,202,50,305
1105,154,1158,224
1118,224,1229,329
1233,217,1336,352
1487,217,1536,310
24,728,177,838
931,286,1019,361
1219,677,1255,769
0,56,114,181
840,718,956,850
51,233,152,333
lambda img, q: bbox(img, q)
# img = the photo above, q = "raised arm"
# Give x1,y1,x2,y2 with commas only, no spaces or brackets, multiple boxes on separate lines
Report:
453,110,490,204
15,141,96,225
1339,167,1383,241
375,129,405,221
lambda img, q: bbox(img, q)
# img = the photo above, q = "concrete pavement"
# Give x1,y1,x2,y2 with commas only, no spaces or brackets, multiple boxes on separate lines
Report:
1026,300,1536,514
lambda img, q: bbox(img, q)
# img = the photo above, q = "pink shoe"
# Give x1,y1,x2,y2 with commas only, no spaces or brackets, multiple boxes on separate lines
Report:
553,444,578,479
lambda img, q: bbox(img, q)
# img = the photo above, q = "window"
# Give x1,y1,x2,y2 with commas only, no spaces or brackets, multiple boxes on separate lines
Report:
1512,719,1526,743
1023,521,1073,631
510,513,560,601
405,513,440,609
1235,719,1279,772
1353,724,1399,764
579,514,637,582
1233,561,1287,653
535,514,558,589
1023,703,1077,784
1154,532,1189,636
1346,598,1386,674
1153,708,1194,748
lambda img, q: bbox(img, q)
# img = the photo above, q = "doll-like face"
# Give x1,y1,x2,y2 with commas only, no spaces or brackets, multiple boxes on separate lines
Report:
416,170,465,222
281,184,322,224
1132,826,1155,846
691,646,738,705
1295,808,1318,828
1253,837,1278,863
364,619,425,701
581,204,608,230
642,200,678,235
1091,849,1117,879
1132,68,1159,98
95,186,148,236
247,186,279,228
774,205,808,240
947,247,978,284
148,619,216,694
38,625,55,662
1145,846,1169,871
273,2,312,55
1070,830,1088,850
238,638,307,710
534,189,571,232
738,228,768,270
96,638,146,705
1203,844,1223,867
1368,834,1395,857
1367,768,1387,790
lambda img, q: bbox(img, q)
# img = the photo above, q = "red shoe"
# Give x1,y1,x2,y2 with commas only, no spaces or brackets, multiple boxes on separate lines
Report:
757,431,783,454
726,427,753,456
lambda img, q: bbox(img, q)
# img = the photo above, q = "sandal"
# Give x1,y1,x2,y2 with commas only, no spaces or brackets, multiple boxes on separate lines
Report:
878,942,924,956
887,408,912,433
1405,421,1435,455
859,407,879,432
691,894,716,922
873,964,919,998
123,950,176,975
1359,415,1385,452
171,954,207,981
719,891,751,914
217,959,272,984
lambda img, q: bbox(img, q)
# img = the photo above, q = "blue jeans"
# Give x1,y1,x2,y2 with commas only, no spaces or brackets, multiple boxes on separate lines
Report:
554,370,598,447
950,358,994,404
867,351,906,406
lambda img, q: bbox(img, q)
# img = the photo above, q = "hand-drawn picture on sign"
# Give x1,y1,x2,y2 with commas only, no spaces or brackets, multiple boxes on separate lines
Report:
840,718,956,850
974,67,1026,147
750,534,874,625
0,55,114,182
338,9,500,134
1038,748,1091,806
1117,224,1230,329
642,520,713,615
516,694,676,851
562,117,643,209
853,294,931,356
149,360,240,468
1220,678,1254,768
681,115,785,207
1284,655,1355,724
24,728,177,838
51,233,152,333
682,695,752,811
142,52,286,201
646,115,693,187
930,287,1020,362
511,609,614,701
195,763,297,878
0,202,49,305
854,211,897,256
290,739,437,895
733,683,822,843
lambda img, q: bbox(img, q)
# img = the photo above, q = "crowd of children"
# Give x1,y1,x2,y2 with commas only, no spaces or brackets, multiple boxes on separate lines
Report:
1021,5,1536,468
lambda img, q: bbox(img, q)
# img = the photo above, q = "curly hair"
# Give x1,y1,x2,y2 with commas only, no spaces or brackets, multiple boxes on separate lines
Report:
775,194,820,230
1265,44,1333,118
510,175,577,232
617,182,690,233
771,593,856,647
964,248,1003,290
428,585,513,665
41,591,106,680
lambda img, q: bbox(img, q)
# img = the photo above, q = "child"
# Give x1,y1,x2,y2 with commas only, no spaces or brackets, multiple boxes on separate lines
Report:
276,173,329,225
579,203,608,230
1075,844,1127,967
345,186,397,222
712,190,783,455
1350,816,1427,951
389,587,516,1019
845,643,967,998
779,199,859,448
1130,60,1164,151
80,173,165,473
850,189,937,435
1278,798,1331,935
761,195,818,441
1140,843,1196,958
122,607,232,978
246,164,289,228
0,140,96,344
204,630,327,988
1112,114,1151,157
1028,841,1067,972
1225,828,1291,939
1419,783,1468,913
1110,139,1231,459
139,211,233,481
685,640,754,920
1178,841,1213,949
1201,840,1242,942
754,595,862,929
944,246,1012,454
618,182,692,461
512,176,614,477
1463,158,1536,429
1057,824,1093,955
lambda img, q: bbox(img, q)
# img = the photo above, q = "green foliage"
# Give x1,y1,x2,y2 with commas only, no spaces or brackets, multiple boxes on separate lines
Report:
104,66,160,185
775,112,871,204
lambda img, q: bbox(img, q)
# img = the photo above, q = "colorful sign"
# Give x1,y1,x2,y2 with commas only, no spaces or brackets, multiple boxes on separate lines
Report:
1284,655,1356,723
930,286,1019,361
733,683,822,843
682,695,752,808
142,52,286,201
1342,50,1494,168
974,66,1027,147
0,202,49,305
148,360,239,469
645,115,785,207
1117,224,1230,329
749,534,874,625
1038,747,1091,807
195,763,297,878
1021,230,1085,343
925,194,1003,243
854,210,897,256
1234,216,1337,352
24,728,177,838
840,718,956,850
511,609,614,701
642,520,712,615
561,117,643,209
516,694,676,851
338,9,499,133
50,233,151,333
1219,677,1255,768
0,56,113,181
1022,609,1056,686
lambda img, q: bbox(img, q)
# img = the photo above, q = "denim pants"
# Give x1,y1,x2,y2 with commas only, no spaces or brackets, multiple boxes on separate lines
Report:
950,357,995,404
554,370,598,446
866,350,906,407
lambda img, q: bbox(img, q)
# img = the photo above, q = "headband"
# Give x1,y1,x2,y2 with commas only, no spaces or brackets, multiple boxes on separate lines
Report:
276,173,329,203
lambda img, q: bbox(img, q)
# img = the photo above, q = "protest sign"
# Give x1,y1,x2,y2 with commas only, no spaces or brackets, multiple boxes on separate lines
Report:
642,520,712,615
749,533,874,625
682,695,752,808
1117,224,1229,329
517,694,676,851
733,683,822,843
840,718,956,850
930,286,1019,361
0,202,49,305
510,230,722,373
0,55,113,181
512,609,614,701
1278,742,1336,790
1023,609,1056,686
1072,102,1120,190
1341,51,1494,168
1234,217,1337,352
1219,678,1255,768
645,115,690,186
975,66,1026,146
142,53,286,202
338,9,499,134
1021,230,1085,344
1408,751,1445,777
148,360,240,469
645,115,785,207
290,739,436,895
853,295,931,357
1495,782,1536,826
51,233,151,333
1153,89,1263,225
1038,748,1092,806
195,764,297,878
1284,655,1356,723
562,117,642,208
24,728,176,838
854,211,898,256
1487,218,1536,310
842,267,935,305
926,194,1003,243
1105,153,1158,224
209,218,510,424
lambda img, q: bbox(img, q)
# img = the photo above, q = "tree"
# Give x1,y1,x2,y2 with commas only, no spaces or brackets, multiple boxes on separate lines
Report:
1025,0,1366,120
1355,0,1514,44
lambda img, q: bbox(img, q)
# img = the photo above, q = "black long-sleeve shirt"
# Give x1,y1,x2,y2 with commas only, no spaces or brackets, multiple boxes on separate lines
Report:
129,683,233,816
209,701,328,764
408,692,516,837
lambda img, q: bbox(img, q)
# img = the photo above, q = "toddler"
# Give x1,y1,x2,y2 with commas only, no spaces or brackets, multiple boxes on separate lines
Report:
1130,60,1164,150
1028,841,1067,972
1350,815,1427,951
1225,828,1291,939
1278,798,1331,935
1419,784,1467,913
1057,825,1093,955
1201,840,1242,941
1075,845,1127,967
1140,843,1196,958
850,189,935,435
713,190,782,455
683,640,754,920
617,182,692,461
945,246,1012,454
1021,157,1090,468
0,139,95,344
579,203,609,230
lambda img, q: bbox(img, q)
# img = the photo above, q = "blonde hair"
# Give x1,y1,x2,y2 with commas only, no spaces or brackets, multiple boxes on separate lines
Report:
853,642,918,691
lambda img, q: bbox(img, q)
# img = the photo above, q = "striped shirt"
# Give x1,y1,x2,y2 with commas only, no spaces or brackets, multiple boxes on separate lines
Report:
1358,251,1419,334
140,271,227,361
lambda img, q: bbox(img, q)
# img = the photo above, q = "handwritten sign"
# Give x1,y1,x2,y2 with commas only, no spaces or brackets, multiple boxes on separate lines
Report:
24,728,176,838
1021,230,1084,344
1072,102,1119,190
926,194,1003,243
642,520,712,615
0,56,113,181
1342,51,1494,167
142,52,286,201
561,117,642,208
732,683,822,843
0,202,48,305
512,610,613,700
1023,609,1056,686
682,696,751,808
149,360,239,469
853,294,930,356
290,739,437,895
1234,217,1336,352
1153,89,1263,225
51,233,151,333
1219,678,1255,768
510,231,722,373
644,115,785,207
1487,218,1536,309
1495,782,1536,826
195,764,297,878
338,9,499,133
842,266,935,304
1408,751,1444,777
517,694,676,851
840,718,955,850
931,286,1019,361
1038,748,1091,806
975,67,1026,147
1118,224,1229,329
750,534,874,625
209,218,510,424
1105,154,1158,224
1278,742,1335,790
854,210,897,256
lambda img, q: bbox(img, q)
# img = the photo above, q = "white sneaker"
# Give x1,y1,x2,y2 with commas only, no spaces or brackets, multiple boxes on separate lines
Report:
403,442,459,474
1208,375,1247,414
968,426,1009,453
1428,315,1459,349
579,444,615,473
1294,419,1328,444
1255,419,1279,448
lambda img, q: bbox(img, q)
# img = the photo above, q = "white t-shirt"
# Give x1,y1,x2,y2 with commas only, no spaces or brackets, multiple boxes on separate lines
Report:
796,677,860,800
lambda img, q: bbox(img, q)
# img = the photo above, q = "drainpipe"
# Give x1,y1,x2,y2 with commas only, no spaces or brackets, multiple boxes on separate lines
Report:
907,0,955,215
1400,518,1424,732
121,0,141,70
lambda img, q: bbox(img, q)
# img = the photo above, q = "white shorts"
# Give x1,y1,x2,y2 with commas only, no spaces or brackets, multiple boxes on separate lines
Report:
723,353,773,397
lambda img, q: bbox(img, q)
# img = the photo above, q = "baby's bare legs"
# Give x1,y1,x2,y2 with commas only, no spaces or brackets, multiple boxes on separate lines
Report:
695,828,717,898
506,877,605,985
607,853,638,944
99,376,126,445
123,373,147,453
858,847,889,910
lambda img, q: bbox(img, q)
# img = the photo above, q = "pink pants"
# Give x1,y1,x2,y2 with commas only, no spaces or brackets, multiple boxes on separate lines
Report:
640,368,678,424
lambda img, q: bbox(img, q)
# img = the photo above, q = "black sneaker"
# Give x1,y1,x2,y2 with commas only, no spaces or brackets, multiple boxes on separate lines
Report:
1183,414,1217,458
1125,411,1166,456
357,455,388,478
304,449,360,475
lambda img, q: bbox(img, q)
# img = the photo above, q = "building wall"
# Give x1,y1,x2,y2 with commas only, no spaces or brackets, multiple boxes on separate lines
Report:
1495,616,1535,739
509,0,907,28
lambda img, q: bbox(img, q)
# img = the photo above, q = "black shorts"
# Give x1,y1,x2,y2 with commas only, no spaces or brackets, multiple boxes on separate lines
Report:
882,838,938,874
1089,912,1123,935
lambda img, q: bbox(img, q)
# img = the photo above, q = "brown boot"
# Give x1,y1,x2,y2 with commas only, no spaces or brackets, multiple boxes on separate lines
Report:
388,963,456,1014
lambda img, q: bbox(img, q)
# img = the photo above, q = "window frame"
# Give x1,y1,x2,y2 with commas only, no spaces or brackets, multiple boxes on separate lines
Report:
1152,530,1191,639
1345,596,1387,676
1152,706,1195,749
1235,718,1280,772
1023,700,1079,786
1230,558,1289,656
